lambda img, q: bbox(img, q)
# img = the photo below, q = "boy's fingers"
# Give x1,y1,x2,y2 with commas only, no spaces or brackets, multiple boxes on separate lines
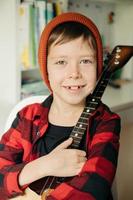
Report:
78,156,87,163
76,149,86,157
54,138,73,151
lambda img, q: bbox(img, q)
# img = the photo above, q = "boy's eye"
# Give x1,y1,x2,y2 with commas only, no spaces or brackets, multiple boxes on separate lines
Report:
55,60,67,65
80,59,93,64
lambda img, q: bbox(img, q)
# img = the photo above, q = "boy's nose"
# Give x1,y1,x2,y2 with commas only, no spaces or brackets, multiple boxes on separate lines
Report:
67,63,82,79
69,72,81,79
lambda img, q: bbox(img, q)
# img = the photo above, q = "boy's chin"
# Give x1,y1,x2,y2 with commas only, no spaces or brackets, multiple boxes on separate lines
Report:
62,95,86,106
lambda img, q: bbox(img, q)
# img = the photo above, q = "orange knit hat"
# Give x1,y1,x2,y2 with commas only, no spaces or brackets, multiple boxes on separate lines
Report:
38,12,103,91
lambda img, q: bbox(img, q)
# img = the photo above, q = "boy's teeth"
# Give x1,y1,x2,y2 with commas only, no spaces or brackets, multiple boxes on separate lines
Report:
68,86,81,89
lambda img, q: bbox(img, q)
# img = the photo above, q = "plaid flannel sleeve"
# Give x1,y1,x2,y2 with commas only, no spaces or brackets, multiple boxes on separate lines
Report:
47,108,121,200
0,111,30,200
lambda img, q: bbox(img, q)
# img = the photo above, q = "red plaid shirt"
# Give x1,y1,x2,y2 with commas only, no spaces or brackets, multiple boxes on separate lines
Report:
0,95,121,200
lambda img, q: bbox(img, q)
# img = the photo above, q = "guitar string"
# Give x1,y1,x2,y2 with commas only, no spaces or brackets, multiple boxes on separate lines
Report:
40,53,115,195
47,176,57,190
40,176,52,195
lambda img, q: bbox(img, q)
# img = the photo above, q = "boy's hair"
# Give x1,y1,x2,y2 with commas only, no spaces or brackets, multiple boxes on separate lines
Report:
38,12,103,91
47,22,96,54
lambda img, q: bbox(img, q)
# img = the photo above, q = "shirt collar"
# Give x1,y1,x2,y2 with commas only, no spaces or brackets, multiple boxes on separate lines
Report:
33,94,103,124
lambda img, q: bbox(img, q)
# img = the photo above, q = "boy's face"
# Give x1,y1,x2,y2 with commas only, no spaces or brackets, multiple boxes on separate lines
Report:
47,36,97,106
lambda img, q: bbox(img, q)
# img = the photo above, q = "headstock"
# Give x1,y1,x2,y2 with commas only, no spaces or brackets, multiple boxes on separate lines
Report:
107,45,133,73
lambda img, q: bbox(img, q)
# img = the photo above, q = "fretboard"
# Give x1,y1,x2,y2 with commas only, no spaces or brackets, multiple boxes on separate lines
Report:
70,68,112,148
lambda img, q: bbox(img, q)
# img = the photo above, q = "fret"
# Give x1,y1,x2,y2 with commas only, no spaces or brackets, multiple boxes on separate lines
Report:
95,92,105,99
73,140,80,144
73,126,86,131
71,138,82,143
71,136,82,141
88,101,98,105
100,81,109,86
71,143,78,148
80,112,92,118
78,120,88,125
100,84,107,87
83,107,96,112
70,131,84,138
72,135,82,139
101,80,109,84
93,96,101,100
89,97,100,102
96,90,104,93
101,78,109,83
81,113,91,118
82,109,95,115
74,125,86,130
71,133,83,138
84,105,97,110
83,110,91,114
95,95,102,99
84,106,93,110
83,109,90,113
77,121,87,126
71,130,84,135
81,111,92,116
97,96,101,100
80,116,89,120
80,113,91,119
80,111,91,116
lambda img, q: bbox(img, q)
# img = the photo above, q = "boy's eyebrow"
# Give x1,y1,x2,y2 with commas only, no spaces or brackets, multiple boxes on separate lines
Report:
80,54,95,57
48,55,67,59
48,54,95,59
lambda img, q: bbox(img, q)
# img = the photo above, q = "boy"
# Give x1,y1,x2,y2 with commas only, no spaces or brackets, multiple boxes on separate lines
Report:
0,12,120,200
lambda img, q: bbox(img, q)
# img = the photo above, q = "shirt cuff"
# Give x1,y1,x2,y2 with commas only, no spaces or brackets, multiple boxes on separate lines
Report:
4,163,28,197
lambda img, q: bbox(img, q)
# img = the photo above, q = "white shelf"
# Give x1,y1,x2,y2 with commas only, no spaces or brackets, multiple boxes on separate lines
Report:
103,82,133,112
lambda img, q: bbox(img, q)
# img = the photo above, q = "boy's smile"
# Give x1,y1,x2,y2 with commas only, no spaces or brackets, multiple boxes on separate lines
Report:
62,84,86,94
47,36,97,108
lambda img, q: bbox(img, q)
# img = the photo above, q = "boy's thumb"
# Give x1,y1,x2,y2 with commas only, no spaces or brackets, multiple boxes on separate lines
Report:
55,138,73,151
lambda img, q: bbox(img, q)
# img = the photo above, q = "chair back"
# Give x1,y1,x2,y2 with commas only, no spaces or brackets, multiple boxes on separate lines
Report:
4,95,47,132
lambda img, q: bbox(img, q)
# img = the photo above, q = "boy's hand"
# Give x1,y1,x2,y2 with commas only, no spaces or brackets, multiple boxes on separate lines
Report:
18,138,87,186
46,138,87,177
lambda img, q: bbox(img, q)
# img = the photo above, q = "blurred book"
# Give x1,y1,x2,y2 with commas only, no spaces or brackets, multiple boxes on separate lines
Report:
53,1,62,16
47,2,54,23
35,1,46,36
18,3,31,70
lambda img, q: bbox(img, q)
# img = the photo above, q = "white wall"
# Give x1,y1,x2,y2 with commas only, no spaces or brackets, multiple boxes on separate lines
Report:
117,108,133,200
0,0,20,105
113,2,133,80
68,0,115,48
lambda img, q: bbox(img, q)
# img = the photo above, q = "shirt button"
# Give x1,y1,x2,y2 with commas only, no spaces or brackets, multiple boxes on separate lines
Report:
36,131,40,136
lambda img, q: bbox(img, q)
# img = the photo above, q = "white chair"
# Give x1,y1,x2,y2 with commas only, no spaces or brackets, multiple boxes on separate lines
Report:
4,95,118,200
4,95,47,132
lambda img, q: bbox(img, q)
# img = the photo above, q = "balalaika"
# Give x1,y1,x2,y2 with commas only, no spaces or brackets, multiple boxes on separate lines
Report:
11,45,133,200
